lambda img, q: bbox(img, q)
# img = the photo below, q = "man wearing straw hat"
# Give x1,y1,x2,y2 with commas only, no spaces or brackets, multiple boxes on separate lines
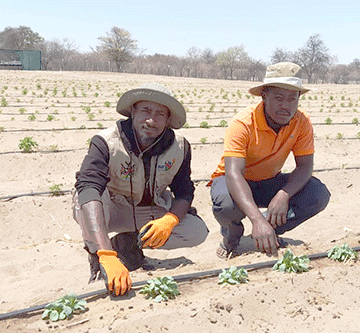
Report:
210,62,330,259
73,83,208,296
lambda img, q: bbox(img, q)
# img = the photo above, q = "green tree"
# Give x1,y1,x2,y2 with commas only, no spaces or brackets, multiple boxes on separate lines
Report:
0,26,43,50
97,27,138,72
216,45,249,80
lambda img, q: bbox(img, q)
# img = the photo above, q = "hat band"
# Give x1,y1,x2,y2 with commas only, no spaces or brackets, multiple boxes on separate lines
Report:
263,76,303,88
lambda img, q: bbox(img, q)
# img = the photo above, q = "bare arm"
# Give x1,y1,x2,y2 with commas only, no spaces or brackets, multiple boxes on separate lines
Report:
266,154,313,228
225,157,279,255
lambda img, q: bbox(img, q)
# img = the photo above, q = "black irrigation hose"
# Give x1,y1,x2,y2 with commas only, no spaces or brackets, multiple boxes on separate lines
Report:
1,165,360,202
1,246,359,321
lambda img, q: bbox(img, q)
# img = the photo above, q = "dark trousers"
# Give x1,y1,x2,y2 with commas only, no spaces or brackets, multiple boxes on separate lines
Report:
210,174,331,250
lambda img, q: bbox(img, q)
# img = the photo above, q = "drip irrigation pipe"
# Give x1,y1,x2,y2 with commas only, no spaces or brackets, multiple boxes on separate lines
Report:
1,246,359,321
1,165,360,202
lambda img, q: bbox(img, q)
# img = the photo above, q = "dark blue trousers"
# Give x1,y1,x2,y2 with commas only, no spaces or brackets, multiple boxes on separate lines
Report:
210,174,331,251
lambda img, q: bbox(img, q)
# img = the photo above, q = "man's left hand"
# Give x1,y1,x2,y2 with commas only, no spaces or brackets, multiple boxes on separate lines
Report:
266,190,290,228
139,212,180,249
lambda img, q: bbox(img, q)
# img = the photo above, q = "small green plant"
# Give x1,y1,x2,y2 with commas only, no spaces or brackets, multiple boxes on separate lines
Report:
336,132,344,139
272,249,310,273
70,116,77,121
47,114,55,121
200,137,208,144
1,97,8,107
42,293,86,322
183,122,190,128
49,144,59,152
356,132,360,139
83,106,91,113
219,120,228,127
86,138,91,146
200,121,210,128
104,101,111,108
87,113,95,121
28,114,36,121
0,126,4,132
139,276,180,302
19,108,26,114
325,117,332,125
97,122,104,129
218,266,249,285
49,183,63,196
21,88,28,95
352,118,359,125
19,137,38,153
327,243,358,262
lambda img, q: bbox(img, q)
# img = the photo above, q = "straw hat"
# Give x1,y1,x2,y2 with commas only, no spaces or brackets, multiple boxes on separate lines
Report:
249,62,310,96
116,83,186,129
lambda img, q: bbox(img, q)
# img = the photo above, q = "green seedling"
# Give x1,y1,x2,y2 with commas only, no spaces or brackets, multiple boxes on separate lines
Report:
42,293,86,322
200,121,210,128
139,276,180,303
273,249,310,273
104,101,111,108
1,97,8,107
325,117,332,125
219,120,228,127
352,118,359,125
49,145,59,152
47,114,55,121
19,137,38,153
49,184,63,196
183,122,190,128
200,137,208,144
327,243,358,262
87,113,95,121
336,132,344,139
97,122,104,129
19,108,26,114
21,88,28,95
28,114,36,121
218,266,249,285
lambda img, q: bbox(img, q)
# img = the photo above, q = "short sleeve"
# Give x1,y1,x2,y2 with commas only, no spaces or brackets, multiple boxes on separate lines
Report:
223,117,250,158
292,115,314,156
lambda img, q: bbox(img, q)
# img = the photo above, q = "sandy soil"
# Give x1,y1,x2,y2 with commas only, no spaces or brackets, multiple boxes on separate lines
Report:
0,70,359,332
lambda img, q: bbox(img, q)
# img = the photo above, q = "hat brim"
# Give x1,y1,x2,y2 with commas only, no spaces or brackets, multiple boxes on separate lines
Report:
116,88,186,129
249,83,310,96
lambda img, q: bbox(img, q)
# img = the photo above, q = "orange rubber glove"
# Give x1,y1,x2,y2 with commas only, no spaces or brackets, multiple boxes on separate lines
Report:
97,249,132,296
139,212,180,249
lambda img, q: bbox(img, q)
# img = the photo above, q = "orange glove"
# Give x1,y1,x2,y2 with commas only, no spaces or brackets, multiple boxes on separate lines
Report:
139,212,180,249
97,249,132,296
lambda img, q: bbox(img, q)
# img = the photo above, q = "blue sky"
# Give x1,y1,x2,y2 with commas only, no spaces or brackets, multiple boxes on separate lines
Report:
1,0,359,64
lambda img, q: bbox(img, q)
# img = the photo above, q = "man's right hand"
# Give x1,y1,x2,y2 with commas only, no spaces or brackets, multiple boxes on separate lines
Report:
97,249,132,296
251,218,279,255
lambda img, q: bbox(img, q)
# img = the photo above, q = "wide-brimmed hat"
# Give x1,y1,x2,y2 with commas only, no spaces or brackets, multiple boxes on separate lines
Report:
116,83,186,129
249,62,310,96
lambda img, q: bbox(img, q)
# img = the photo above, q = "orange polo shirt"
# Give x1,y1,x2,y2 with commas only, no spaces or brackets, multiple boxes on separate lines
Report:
211,102,314,182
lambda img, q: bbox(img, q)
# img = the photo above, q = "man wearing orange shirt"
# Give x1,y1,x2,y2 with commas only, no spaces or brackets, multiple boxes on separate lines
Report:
210,62,330,258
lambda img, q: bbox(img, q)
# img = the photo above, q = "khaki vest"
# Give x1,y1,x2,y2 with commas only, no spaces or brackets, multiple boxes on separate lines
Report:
98,124,185,210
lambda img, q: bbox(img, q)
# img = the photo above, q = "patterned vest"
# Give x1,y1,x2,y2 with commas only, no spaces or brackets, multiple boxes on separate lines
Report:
97,124,185,210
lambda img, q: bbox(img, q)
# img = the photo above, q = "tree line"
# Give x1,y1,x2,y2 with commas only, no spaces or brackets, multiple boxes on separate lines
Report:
1,25,359,84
